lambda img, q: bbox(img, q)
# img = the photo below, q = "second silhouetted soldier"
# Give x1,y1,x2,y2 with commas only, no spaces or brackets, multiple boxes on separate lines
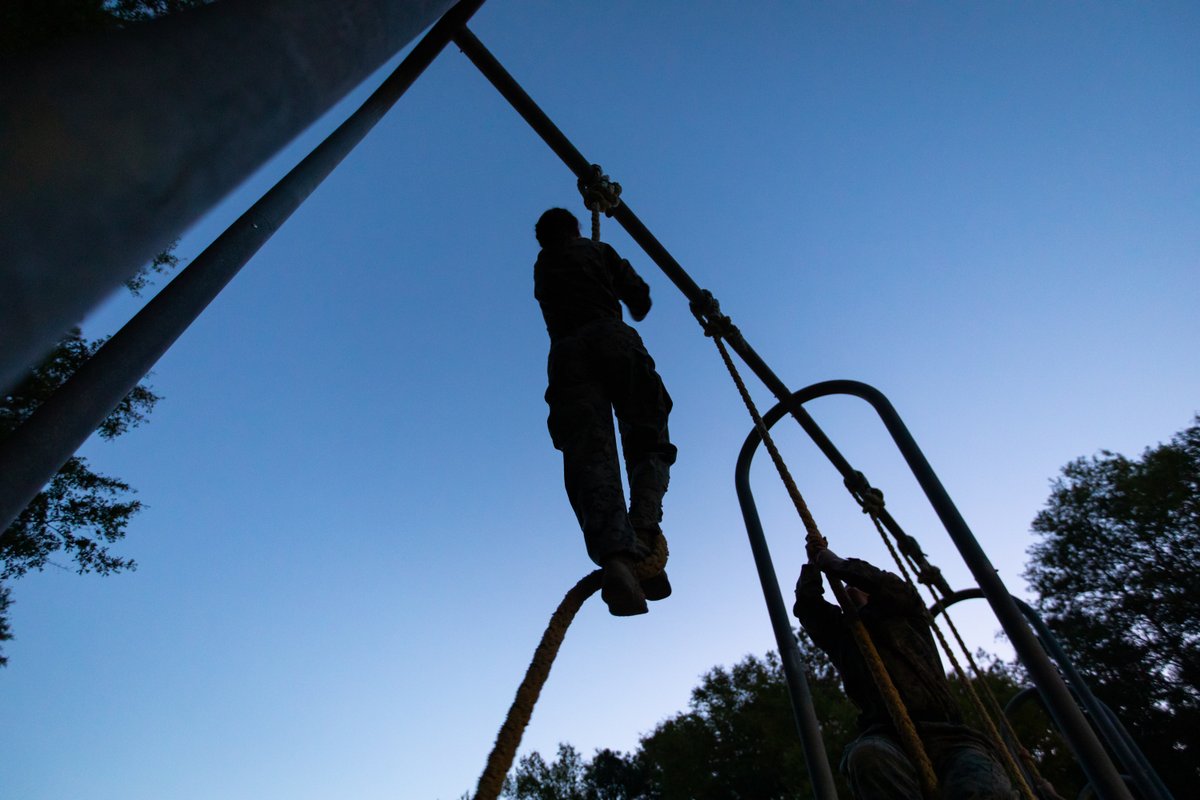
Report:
794,539,1017,800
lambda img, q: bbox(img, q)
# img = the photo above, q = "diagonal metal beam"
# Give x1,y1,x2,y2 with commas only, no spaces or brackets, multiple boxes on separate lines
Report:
452,25,946,589
452,26,859,487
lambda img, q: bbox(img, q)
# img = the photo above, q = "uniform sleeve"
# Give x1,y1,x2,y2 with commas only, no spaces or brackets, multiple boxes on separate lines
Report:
823,557,924,616
793,564,845,654
604,243,651,320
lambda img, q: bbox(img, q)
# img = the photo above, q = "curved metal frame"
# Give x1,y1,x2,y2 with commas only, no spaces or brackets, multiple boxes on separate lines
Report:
734,380,1133,800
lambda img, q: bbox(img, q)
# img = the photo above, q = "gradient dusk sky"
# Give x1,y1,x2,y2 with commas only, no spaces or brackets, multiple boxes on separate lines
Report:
2,3,1197,799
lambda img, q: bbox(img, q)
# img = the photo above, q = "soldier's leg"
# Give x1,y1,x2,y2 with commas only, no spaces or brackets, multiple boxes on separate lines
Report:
602,325,677,533
546,340,640,567
841,734,923,800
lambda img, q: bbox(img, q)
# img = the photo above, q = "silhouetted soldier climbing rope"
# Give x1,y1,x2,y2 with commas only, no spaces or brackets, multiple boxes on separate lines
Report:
795,537,1017,800
533,207,676,616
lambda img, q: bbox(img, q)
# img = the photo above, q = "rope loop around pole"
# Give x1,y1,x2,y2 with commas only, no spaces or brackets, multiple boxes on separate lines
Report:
844,469,886,517
688,289,738,340
577,163,622,216
577,164,620,242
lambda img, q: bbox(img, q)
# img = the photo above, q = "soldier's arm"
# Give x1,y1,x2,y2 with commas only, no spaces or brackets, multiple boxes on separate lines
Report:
794,563,845,653
604,243,651,320
817,551,923,616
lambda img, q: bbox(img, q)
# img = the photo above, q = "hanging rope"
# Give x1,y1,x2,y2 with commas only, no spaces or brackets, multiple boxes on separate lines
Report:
690,290,940,800
473,570,601,800
472,535,667,800
577,163,621,241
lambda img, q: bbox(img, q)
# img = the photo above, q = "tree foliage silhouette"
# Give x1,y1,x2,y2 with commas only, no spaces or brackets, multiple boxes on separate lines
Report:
501,643,1083,797
1026,416,1200,793
504,649,855,799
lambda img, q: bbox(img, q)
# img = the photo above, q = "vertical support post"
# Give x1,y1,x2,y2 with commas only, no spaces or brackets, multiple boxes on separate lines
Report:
0,0,487,535
940,589,1173,800
735,445,840,800
1015,598,1174,800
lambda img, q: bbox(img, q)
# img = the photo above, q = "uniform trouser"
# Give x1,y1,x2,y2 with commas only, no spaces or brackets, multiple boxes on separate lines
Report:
840,725,1017,800
545,319,677,566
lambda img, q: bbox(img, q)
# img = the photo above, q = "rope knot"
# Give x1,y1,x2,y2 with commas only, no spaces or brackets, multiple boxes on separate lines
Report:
916,564,944,589
577,164,622,216
689,289,738,339
845,471,886,516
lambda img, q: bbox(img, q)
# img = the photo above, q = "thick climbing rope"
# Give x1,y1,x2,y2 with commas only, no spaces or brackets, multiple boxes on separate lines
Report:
859,502,1063,800
473,570,600,800
577,163,621,242
472,532,668,800
690,291,940,800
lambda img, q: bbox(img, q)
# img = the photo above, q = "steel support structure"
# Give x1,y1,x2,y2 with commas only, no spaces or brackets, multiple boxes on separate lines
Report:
456,26,1133,799
0,0,488,535
0,0,456,390
0,14,1148,798
730,380,1134,799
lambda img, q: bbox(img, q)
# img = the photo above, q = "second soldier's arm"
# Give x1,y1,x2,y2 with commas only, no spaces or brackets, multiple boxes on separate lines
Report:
815,550,924,617
794,561,845,654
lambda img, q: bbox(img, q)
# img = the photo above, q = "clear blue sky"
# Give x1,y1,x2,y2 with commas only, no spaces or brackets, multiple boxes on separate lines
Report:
3,3,1198,799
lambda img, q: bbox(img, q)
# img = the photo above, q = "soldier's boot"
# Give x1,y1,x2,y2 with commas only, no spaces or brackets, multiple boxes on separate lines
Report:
601,555,649,616
637,528,672,602
629,460,672,601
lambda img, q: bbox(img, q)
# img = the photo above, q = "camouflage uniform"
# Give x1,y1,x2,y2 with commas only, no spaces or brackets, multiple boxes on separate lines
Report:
794,557,1017,800
535,237,676,566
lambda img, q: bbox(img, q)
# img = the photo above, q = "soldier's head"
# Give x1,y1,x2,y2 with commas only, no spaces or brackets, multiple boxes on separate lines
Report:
535,208,581,249
847,586,870,609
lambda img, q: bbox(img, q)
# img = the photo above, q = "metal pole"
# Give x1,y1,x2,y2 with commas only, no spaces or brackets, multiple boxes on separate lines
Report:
734,444,840,800
0,0,487,535
1013,599,1171,800
0,0,456,391
750,381,1134,800
451,27,946,588
937,589,1174,800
